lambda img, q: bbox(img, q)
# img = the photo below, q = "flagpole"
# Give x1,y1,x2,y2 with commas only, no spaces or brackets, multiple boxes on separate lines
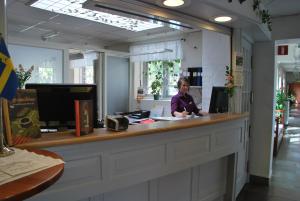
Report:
0,97,14,157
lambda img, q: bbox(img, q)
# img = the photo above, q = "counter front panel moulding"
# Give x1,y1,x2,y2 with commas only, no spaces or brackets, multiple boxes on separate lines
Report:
25,114,248,201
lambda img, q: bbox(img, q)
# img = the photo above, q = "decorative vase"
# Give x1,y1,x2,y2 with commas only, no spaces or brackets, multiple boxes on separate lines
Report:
18,82,25,89
228,96,235,113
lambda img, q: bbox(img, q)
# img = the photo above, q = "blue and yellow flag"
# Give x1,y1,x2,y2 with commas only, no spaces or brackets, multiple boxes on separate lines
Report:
0,37,18,100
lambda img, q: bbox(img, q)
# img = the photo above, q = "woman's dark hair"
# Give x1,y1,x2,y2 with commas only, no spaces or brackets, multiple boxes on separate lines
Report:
177,77,190,89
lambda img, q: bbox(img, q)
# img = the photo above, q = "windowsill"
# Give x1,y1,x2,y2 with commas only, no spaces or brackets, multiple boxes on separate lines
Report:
137,97,171,102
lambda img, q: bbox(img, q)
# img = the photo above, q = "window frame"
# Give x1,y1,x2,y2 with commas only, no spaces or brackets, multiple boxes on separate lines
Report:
142,59,181,99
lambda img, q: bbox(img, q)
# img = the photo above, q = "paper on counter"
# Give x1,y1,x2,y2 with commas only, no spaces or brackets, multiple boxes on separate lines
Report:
0,148,64,186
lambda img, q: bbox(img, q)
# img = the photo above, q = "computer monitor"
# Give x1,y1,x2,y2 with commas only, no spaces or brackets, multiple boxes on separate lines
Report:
25,83,98,130
209,86,228,113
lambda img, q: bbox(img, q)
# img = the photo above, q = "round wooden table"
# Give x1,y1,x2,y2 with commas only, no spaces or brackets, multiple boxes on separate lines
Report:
0,149,64,201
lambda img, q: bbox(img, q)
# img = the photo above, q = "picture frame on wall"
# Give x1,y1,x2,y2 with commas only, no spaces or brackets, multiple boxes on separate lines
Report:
235,52,244,71
2,89,41,146
233,52,244,87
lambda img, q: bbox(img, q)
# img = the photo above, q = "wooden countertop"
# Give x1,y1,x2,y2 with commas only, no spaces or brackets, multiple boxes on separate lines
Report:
0,149,64,201
17,113,249,149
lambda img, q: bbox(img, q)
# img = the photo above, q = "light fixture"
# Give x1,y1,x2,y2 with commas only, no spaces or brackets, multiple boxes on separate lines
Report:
163,0,185,7
130,48,173,56
30,0,163,32
41,31,59,41
214,16,232,23
69,53,84,60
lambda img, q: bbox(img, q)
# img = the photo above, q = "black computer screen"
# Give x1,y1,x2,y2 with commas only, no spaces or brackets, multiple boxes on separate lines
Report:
25,83,98,129
209,86,228,113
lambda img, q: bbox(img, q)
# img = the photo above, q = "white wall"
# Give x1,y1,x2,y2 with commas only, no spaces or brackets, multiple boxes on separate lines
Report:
131,30,230,114
63,49,73,83
181,31,202,69
202,30,231,112
250,41,275,178
248,14,300,180
106,56,130,115
8,44,63,83
6,35,129,84
131,31,204,115
276,43,300,63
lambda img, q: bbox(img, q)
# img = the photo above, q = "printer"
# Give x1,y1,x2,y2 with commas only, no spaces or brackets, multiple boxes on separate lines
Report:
105,115,129,131
129,110,150,119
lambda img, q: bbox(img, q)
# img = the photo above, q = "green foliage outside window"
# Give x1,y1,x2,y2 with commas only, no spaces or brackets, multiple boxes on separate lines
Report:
38,67,54,83
146,59,181,98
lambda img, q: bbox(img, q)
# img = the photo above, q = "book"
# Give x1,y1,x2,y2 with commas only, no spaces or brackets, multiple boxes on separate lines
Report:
7,89,41,145
75,100,94,136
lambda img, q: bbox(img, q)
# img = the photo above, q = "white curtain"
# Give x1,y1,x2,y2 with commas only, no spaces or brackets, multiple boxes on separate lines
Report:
130,40,182,62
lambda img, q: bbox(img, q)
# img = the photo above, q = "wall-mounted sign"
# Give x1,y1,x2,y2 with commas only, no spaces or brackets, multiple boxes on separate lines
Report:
233,52,243,87
278,45,288,55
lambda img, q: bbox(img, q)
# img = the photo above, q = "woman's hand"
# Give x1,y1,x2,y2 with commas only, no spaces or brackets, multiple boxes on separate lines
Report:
174,111,189,117
197,111,204,116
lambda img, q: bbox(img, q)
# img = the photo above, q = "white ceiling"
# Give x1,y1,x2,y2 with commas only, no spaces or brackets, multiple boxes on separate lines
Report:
263,0,300,17
7,0,187,47
6,0,300,49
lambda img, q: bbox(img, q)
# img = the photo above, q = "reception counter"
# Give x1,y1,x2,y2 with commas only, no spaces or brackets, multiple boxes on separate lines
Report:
23,113,249,201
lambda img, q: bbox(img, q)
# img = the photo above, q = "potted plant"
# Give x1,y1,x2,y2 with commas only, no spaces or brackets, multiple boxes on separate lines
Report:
15,64,34,89
151,74,162,100
276,90,287,110
288,89,296,105
225,65,235,112
146,59,180,100
275,89,290,125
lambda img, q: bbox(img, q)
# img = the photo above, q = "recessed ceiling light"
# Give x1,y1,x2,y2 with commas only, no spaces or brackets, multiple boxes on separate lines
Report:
30,0,163,32
163,0,185,7
214,16,232,23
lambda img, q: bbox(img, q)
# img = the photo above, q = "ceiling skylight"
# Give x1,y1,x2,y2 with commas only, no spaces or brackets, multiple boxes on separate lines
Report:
30,0,163,32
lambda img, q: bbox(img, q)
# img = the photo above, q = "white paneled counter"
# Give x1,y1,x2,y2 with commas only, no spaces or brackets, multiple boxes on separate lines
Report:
22,113,249,201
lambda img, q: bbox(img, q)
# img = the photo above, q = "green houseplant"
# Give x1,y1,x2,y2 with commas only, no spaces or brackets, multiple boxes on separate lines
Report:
276,89,293,125
225,65,234,97
146,59,180,100
276,90,288,110
151,75,162,100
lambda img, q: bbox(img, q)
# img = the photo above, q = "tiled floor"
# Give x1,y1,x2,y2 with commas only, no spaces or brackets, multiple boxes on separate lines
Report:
237,105,300,201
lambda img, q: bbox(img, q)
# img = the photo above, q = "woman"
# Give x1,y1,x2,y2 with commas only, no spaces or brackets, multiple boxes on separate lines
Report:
171,77,203,117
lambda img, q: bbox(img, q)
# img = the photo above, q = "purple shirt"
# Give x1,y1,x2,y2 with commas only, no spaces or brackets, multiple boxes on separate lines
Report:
171,92,199,116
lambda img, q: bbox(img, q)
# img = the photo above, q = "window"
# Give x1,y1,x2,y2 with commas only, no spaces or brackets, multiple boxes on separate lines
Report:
8,44,63,83
143,59,181,98
38,67,54,83
74,67,94,84
71,52,98,84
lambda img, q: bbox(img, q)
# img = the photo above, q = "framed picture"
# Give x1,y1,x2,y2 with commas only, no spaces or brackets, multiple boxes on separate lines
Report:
2,89,41,146
233,52,244,87
235,52,243,70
